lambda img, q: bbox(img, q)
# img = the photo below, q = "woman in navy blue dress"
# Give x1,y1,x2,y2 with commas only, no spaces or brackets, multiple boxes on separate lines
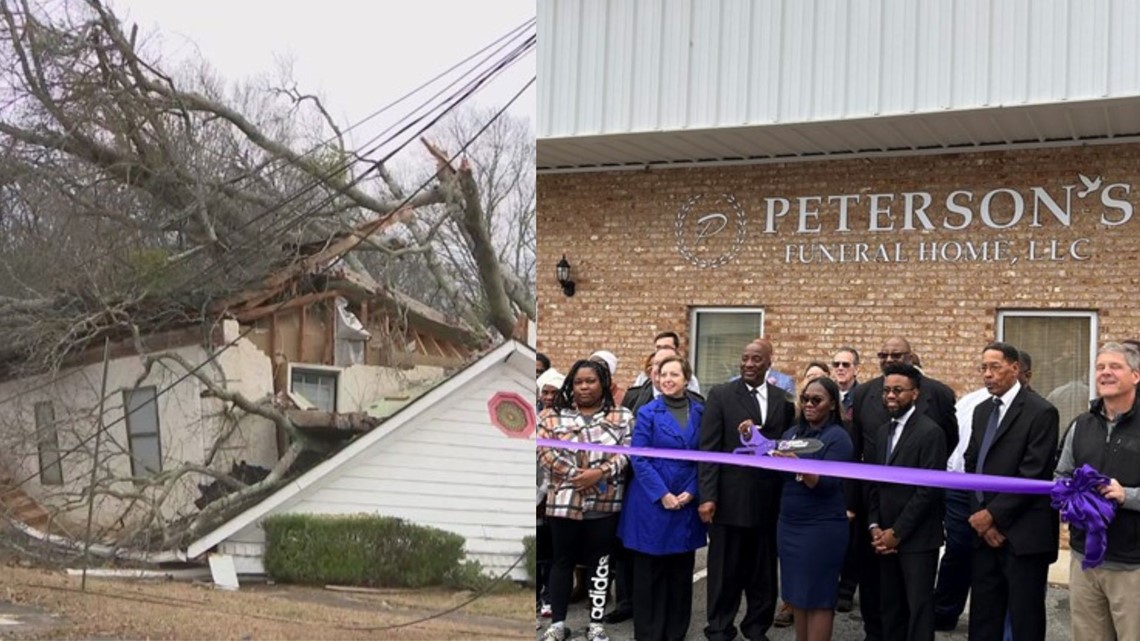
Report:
617,355,707,641
772,376,854,641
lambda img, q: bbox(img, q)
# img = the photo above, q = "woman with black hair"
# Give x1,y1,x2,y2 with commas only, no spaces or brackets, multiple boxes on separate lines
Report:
771,376,854,641
538,359,633,641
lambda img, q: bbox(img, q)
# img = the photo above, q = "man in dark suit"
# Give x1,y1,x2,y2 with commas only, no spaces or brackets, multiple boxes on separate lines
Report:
699,339,795,641
851,336,957,641
964,341,1059,641
866,363,947,641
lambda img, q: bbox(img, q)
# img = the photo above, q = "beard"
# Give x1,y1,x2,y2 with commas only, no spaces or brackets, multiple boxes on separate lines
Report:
888,400,914,418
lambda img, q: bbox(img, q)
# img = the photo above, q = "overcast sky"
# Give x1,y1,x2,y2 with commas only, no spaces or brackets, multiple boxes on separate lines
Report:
108,0,535,156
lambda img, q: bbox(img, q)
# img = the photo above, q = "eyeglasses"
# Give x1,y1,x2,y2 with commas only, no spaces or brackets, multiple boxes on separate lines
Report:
799,395,827,406
877,351,910,360
977,363,1008,374
882,386,916,396
831,361,853,368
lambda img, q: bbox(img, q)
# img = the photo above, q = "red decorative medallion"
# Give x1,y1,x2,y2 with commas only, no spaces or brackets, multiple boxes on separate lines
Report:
487,391,536,438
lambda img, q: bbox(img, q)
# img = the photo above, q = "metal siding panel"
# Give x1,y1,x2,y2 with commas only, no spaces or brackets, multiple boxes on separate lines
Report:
1110,0,1140,92
631,0,665,131
880,0,919,115
747,0,783,124
689,0,721,127
1067,0,1111,99
577,0,608,134
659,0,693,130
537,0,555,136
951,0,990,108
813,0,848,119
913,0,954,111
548,0,582,135
844,0,882,118
1026,0,1064,100
717,0,751,125
603,0,636,132
989,0,1030,105
779,0,813,122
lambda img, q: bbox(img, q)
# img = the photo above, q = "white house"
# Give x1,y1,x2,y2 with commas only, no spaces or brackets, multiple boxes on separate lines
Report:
185,340,537,581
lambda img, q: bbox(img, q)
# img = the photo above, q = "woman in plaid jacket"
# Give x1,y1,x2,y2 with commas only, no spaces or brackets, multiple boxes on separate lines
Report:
538,359,633,641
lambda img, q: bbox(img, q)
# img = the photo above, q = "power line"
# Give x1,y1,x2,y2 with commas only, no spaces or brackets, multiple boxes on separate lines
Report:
0,21,534,410
0,73,536,520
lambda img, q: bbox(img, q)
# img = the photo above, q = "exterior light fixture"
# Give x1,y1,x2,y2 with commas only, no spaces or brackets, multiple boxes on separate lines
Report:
556,254,575,297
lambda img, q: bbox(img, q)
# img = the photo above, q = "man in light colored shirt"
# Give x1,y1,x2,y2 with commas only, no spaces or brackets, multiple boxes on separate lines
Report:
631,331,701,393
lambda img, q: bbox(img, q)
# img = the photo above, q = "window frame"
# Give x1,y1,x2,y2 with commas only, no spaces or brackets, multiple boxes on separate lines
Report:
288,364,341,413
996,309,1097,427
34,401,63,486
123,386,163,477
688,306,766,388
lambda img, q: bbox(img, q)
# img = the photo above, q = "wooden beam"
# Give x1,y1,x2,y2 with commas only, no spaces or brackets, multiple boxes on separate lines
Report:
234,290,344,322
216,208,414,311
325,302,336,365
298,304,307,363
388,352,466,369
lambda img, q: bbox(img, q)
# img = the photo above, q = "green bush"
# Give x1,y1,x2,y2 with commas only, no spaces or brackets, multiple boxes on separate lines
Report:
262,514,467,588
523,535,536,584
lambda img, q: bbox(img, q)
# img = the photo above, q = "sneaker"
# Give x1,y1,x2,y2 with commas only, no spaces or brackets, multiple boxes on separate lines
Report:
540,602,553,618
542,624,570,641
586,623,610,641
773,603,794,628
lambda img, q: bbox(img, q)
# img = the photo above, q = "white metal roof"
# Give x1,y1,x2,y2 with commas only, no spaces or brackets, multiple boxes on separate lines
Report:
538,0,1140,170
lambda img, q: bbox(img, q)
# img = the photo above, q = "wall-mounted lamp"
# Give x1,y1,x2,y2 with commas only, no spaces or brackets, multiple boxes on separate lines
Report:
556,254,576,297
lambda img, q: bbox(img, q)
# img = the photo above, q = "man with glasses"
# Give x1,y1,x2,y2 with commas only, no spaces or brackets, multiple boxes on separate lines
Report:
631,331,702,394
850,336,958,641
865,362,947,641
965,342,1058,641
831,347,862,613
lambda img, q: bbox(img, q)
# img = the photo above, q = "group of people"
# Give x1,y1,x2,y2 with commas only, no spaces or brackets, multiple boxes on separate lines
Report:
536,331,1140,641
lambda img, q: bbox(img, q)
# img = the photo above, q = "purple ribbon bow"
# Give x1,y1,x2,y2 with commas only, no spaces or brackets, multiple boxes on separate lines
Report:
1050,464,1118,570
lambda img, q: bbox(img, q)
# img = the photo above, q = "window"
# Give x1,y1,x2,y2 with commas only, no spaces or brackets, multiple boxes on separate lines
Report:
35,402,62,486
998,310,1096,436
290,368,338,412
690,308,765,388
124,387,163,476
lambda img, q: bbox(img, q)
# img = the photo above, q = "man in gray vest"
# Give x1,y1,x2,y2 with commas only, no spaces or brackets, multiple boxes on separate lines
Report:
1055,342,1140,641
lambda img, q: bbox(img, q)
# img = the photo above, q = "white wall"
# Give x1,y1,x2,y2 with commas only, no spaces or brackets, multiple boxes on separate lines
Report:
0,330,278,532
222,352,535,579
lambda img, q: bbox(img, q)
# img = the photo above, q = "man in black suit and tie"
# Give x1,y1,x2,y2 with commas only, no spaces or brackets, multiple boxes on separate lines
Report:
831,346,863,612
964,342,1059,641
699,339,795,641
866,363,947,641
851,336,958,641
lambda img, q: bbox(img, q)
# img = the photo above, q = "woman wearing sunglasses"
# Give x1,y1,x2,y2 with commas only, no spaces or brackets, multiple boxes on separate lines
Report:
771,376,854,641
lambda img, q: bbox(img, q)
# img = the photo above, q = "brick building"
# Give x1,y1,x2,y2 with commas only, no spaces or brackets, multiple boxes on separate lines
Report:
537,0,1140,433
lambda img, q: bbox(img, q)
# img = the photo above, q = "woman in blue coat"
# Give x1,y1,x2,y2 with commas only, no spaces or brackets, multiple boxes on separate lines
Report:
617,355,707,641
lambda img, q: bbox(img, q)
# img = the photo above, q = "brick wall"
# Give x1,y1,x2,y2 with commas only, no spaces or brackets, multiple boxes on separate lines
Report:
536,143,1140,397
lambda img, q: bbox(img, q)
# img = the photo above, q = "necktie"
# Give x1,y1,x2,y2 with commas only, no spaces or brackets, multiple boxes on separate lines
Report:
975,397,1004,501
886,419,899,459
749,386,762,417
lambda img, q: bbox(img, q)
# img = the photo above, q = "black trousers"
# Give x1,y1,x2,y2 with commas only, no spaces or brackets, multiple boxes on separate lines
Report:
968,545,1050,641
633,550,695,641
837,515,862,601
536,520,552,606
548,515,619,624
704,522,778,641
879,550,937,641
854,513,883,641
612,538,635,612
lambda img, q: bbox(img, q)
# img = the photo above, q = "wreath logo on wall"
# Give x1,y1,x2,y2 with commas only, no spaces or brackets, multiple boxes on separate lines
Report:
674,193,748,269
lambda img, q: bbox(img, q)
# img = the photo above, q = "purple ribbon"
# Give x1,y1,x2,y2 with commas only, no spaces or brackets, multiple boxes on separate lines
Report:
540,437,1121,568
538,437,1054,495
1050,464,1118,570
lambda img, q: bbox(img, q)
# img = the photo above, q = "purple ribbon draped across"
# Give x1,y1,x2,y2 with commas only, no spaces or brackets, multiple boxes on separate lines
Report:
1050,464,1118,570
538,436,1119,568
